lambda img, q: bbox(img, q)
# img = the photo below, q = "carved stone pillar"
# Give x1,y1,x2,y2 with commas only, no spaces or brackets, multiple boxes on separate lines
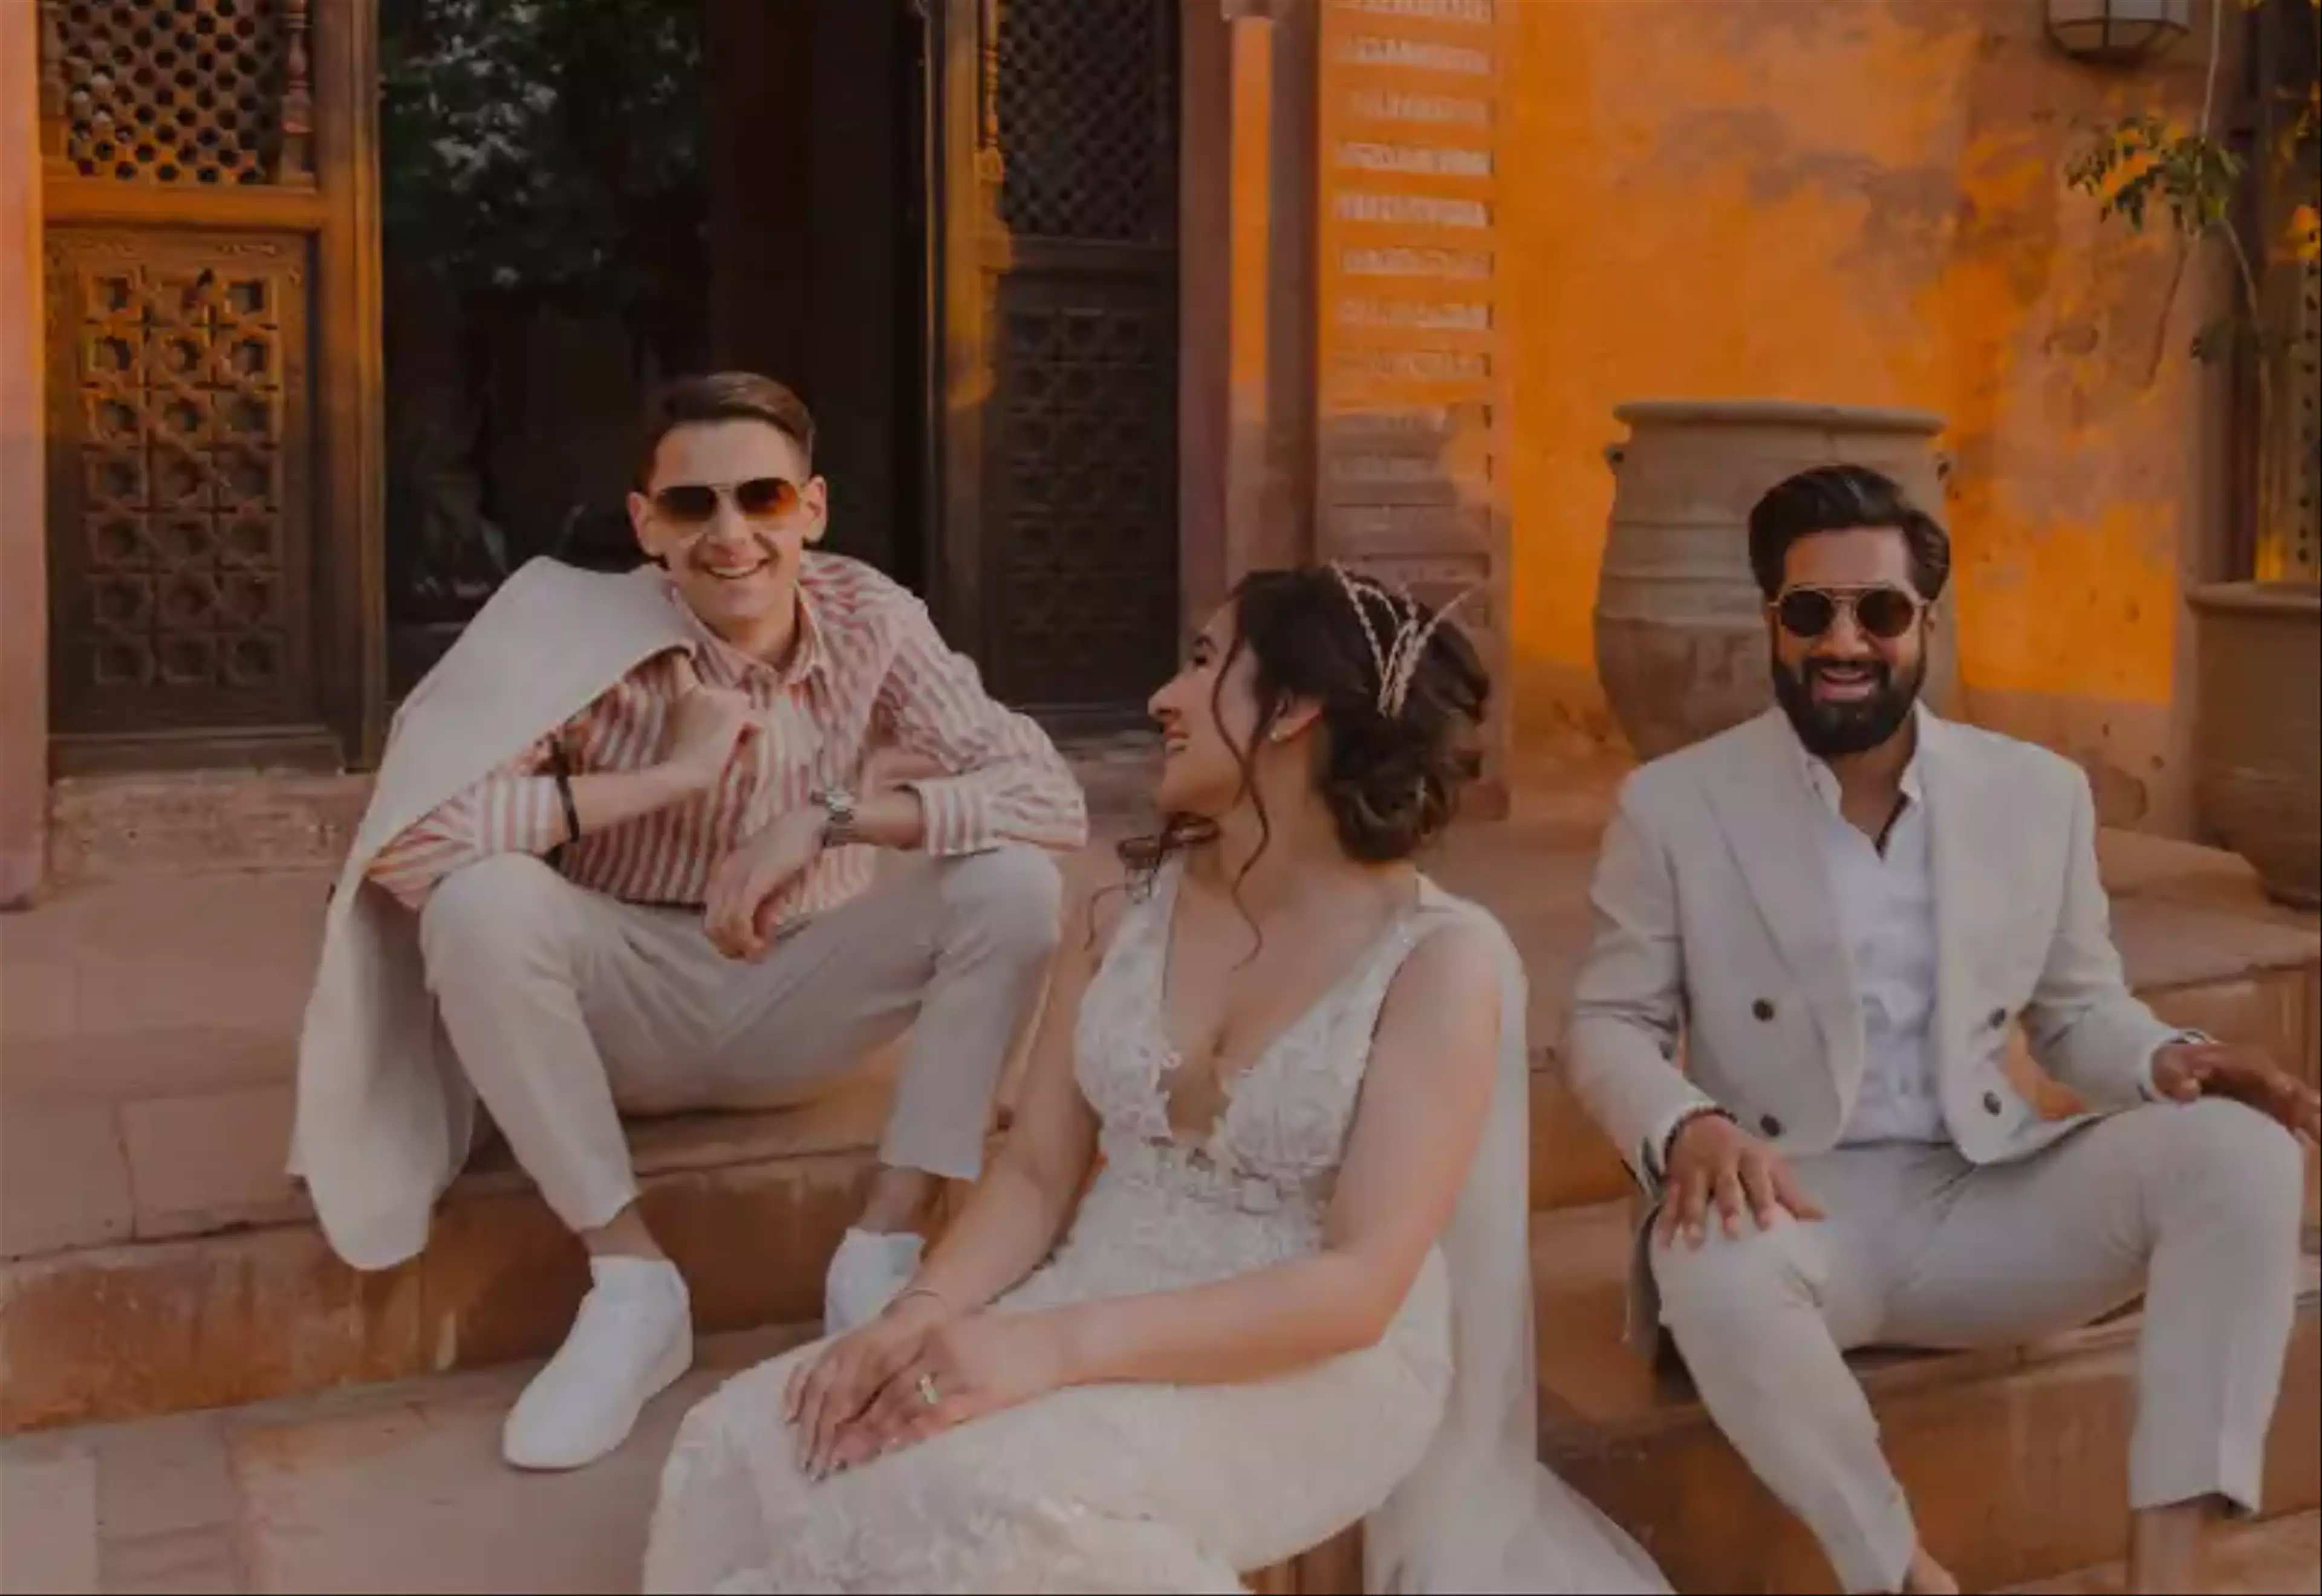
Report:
1,0,47,906
1310,0,1511,803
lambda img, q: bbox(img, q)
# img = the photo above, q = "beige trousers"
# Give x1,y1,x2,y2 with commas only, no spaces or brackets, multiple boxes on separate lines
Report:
1649,1098,2306,1594
415,848,1064,1234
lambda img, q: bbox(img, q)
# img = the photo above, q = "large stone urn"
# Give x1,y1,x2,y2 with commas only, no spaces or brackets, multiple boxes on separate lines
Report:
2188,580,2321,908
1593,400,1963,759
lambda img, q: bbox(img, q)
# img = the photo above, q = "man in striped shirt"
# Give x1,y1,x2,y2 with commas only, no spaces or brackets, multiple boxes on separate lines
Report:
374,373,1087,1471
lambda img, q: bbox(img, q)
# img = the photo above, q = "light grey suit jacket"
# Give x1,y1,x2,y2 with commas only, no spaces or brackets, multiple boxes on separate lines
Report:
1563,707,2177,1203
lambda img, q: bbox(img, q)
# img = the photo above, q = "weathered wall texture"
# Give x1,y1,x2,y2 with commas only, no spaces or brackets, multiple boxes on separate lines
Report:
1499,0,2231,834
1,0,47,907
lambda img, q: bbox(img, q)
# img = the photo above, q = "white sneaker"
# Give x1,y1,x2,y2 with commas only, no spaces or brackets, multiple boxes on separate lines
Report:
502,1256,693,1471
822,1228,925,1335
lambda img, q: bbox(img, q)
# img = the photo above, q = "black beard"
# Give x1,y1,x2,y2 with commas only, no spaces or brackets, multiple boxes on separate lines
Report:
1772,655,1922,758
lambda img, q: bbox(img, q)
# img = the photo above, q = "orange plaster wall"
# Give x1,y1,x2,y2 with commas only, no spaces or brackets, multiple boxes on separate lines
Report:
1498,0,2229,833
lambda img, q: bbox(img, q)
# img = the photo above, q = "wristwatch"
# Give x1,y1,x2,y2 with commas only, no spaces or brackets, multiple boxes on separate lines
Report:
816,783,859,847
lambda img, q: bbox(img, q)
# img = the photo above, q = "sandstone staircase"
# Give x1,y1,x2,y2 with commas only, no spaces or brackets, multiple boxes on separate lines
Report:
2,753,2317,1594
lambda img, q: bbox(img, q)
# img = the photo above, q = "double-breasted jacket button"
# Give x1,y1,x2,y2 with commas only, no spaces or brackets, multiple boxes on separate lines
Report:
1752,999,1777,1022
1982,1090,2005,1115
1758,1113,1784,1138
1987,1007,2009,1030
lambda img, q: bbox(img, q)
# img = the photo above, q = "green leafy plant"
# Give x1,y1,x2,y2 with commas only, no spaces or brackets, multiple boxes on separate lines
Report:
2067,0,2320,579
2067,0,2317,359
2066,112,2263,362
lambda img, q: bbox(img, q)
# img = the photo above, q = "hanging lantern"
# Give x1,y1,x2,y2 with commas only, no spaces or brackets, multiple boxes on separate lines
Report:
2047,0,2193,64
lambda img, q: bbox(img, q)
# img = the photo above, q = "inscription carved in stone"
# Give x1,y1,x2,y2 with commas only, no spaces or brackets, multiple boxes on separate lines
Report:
1338,36,1491,74
1316,0,1509,780
1338,298,1492,331
1336,0,1494,22
1341,246,1493,281
1336,141,1492,178
1333,193,1489,229
1347,89,1489,127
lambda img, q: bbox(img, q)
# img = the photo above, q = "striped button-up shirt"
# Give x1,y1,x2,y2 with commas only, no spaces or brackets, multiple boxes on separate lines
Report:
368,554,1088,923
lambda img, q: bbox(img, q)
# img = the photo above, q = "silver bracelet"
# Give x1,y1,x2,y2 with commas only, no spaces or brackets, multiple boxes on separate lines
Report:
887,1285,946,1316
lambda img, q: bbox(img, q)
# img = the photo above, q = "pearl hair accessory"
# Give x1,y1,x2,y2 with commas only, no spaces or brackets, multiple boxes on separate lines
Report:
1327,562,1474,717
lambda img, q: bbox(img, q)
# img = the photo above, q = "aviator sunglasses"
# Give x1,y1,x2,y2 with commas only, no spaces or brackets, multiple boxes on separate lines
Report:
649,476,804,526
1772,584,1925,641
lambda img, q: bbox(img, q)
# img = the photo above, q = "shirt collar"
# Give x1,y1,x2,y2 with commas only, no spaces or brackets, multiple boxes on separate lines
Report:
1792,702,1929,819
660,570,826,688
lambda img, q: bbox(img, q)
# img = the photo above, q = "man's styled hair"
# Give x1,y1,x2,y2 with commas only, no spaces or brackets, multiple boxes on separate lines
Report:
1745,463,1951,602
632,372,818,488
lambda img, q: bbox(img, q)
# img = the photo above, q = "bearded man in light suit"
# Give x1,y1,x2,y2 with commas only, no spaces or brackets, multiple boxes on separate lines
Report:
1564,464,2320,1595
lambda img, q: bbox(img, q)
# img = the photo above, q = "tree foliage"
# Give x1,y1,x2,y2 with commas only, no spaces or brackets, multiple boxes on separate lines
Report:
377,0,707,316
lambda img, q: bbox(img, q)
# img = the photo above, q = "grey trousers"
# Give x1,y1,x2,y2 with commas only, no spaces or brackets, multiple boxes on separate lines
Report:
1649,1099,2306,1594
416,848,1063,1234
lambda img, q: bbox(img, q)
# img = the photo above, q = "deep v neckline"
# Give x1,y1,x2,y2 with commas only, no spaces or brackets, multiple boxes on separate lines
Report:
1143,858,1421,1152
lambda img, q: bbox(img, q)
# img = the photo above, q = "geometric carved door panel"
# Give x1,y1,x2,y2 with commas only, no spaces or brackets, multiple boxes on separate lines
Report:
941,0,1182,723
44,229,315,735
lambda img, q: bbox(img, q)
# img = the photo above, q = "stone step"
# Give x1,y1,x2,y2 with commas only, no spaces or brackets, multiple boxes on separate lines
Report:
1530,1204,2322,1596
2,1207,2312,1595
7,798,2318,1432
2006,1510,2318,1594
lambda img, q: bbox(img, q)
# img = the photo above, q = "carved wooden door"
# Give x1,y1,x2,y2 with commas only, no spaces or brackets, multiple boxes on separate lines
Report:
934,0,1182,726
37,0,381,771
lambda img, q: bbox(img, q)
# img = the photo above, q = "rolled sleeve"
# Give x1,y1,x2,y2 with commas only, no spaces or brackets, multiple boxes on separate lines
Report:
873,601,1088,856
365,739,565,909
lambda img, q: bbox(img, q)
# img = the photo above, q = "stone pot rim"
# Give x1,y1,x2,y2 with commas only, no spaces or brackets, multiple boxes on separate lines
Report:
1612,399,1946,435
2187,579,2322,617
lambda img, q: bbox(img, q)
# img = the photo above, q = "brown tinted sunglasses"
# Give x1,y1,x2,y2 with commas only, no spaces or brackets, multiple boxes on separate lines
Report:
649,477,803,525
1772,585,1925,641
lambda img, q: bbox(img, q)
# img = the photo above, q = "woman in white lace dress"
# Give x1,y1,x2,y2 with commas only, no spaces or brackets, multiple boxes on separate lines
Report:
644,566,1670,1595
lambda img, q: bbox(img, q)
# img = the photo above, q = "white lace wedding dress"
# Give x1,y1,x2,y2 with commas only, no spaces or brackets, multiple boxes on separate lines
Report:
643,861,1669,1595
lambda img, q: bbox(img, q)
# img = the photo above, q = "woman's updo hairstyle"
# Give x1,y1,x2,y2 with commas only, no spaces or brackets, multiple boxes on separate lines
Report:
1122,563,1491,887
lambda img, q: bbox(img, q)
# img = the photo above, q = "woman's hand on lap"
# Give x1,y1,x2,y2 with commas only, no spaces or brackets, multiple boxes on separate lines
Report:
826,1312,1070,1470
785,1294,949,1478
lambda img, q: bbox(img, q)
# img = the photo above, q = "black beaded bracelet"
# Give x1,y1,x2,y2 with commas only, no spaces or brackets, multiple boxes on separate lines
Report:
547,744,580,863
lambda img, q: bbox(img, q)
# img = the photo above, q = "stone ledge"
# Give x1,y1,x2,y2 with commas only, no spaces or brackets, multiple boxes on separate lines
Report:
0,1134,877,1436
11,1207,2307,1595
1531,1202,2322,1595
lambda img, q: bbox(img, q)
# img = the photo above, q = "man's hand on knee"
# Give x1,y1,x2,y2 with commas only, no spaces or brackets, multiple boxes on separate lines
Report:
1656,1111,1826,1250
706,807,830,961
2152,1040,2322,1143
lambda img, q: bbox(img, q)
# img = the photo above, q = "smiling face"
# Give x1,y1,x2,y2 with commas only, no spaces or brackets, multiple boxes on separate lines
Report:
627,418,828,649
1768,525,1930,758
1147,604,1286,818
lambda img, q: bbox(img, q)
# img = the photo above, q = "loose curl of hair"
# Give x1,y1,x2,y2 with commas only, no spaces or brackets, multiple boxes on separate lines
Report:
1118,566,1491,916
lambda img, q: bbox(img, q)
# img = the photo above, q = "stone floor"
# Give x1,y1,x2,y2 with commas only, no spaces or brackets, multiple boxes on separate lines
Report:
2,1251,2314,1596
2009,1516,2321,1595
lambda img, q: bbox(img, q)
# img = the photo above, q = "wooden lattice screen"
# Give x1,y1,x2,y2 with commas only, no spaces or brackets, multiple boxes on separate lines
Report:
35,0,376,772
940,0,1183,724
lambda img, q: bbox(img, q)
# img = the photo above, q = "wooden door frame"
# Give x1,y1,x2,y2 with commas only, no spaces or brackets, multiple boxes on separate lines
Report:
317,0,390,771
929,0,989,664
